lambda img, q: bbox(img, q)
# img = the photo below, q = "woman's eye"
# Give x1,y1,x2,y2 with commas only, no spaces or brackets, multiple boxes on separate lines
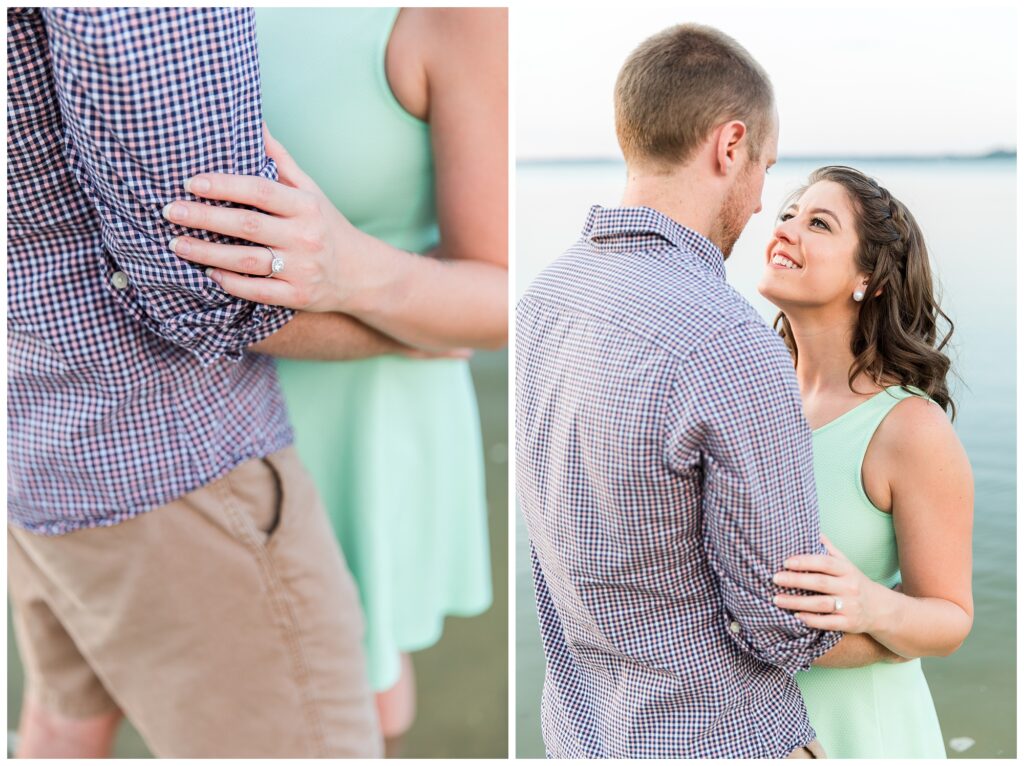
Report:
779,213,793,222
810,217,831,231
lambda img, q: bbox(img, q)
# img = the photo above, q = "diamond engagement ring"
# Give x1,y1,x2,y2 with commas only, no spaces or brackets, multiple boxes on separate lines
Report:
832,597,844,613
265,246,284,277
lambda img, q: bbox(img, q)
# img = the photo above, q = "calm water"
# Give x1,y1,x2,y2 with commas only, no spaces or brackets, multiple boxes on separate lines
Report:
515,159,1016,758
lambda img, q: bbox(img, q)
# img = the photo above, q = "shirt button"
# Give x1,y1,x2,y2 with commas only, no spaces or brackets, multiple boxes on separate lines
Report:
111,271,129,290
730,621,741,634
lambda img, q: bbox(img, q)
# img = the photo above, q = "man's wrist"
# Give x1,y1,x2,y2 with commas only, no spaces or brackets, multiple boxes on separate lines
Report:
248,310,407,360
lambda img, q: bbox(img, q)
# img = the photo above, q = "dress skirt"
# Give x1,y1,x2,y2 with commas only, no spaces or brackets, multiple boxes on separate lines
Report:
276,355,493,690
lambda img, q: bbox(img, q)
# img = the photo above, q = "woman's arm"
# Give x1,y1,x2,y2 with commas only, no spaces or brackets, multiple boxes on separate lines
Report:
861,396,974,657
343,8,508,349
772,397,974,659
163,8,508,351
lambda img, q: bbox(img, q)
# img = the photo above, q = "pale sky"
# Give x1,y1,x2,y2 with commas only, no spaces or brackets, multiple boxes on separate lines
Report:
516,3,1017,159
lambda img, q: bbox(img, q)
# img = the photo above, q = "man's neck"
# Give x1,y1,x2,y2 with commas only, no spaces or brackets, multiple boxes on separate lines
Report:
620,164,722,243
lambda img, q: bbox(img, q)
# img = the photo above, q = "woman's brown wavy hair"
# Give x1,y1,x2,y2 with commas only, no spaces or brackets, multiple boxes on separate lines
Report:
773,166,956,418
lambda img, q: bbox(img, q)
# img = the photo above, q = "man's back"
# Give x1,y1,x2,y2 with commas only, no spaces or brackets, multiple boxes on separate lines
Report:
517,205,839,758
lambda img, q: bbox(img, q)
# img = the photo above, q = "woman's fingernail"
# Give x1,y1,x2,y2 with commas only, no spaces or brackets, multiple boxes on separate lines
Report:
772,595,780,604
172,237,190,254
205,267,218,282
772,573,782,584
162,203,188,221
185,177,210,194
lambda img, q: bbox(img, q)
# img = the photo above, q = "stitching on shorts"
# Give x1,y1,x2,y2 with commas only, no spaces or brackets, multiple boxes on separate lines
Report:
219,468,328,756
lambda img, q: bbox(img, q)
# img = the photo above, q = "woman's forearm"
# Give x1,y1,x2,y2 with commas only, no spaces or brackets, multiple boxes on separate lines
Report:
339,227,507,351
868,585,973,659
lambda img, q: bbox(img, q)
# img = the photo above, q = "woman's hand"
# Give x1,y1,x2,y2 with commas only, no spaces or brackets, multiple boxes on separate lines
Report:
164,10,508,352
163,124,364,313
772,534,893,634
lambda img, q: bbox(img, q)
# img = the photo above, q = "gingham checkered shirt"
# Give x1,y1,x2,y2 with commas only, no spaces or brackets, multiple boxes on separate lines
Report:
7,8,295,534
516,206,842,758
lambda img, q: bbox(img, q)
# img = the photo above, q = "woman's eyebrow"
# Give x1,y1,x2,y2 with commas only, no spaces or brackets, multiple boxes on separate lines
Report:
807,207,842,230
787,204,842,230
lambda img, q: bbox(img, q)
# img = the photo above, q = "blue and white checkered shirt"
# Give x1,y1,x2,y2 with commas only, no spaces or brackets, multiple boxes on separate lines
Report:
516,205,842,758
8,8,294,534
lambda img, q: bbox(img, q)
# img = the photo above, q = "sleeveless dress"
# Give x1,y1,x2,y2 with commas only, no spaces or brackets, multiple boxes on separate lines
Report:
254,8,493,692
797,386,946,758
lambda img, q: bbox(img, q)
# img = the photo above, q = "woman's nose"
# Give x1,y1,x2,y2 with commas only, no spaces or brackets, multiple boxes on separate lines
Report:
774,219,797,244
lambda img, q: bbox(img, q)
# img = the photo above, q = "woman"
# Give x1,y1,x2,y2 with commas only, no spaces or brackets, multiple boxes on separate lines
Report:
757,166,973,758
162,8,507,742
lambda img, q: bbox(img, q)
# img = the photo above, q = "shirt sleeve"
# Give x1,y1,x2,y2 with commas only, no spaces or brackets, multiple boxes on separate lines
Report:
39,8,293,366
664,319,841,674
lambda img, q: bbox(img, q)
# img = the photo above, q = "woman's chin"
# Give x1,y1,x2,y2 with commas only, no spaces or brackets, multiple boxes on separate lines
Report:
756,279,783,309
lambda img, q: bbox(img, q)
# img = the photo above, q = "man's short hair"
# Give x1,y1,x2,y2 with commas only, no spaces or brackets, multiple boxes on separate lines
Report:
614,24,774,168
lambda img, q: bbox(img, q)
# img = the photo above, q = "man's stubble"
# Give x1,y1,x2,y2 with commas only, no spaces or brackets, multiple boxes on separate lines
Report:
712,161,761,260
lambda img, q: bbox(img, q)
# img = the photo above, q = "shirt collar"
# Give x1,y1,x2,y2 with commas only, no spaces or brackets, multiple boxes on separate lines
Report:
581,205,726,280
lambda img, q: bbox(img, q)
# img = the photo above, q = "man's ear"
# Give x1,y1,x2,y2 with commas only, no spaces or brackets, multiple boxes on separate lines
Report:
713,120,748,176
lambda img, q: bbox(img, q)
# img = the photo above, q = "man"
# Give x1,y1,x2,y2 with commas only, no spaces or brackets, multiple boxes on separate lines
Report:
7,8,411,757
517,24,902,758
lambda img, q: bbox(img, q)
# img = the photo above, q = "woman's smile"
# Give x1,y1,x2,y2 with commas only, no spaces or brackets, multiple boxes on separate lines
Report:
768,248,803,270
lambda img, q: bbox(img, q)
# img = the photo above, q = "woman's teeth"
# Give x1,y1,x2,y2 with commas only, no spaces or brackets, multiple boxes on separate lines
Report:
771,253,800,269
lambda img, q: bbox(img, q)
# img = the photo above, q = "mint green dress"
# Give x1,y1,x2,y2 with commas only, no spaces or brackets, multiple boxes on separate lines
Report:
255,8,493,692
797,386,946,758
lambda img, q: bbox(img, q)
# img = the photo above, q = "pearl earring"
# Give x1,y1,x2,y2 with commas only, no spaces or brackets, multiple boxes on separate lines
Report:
853,290,865,302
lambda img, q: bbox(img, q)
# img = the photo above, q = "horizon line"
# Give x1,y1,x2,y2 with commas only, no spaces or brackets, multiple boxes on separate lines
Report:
517,149,1017,166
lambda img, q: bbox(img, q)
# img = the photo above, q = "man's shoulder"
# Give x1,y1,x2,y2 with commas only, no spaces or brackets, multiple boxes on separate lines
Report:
519,240,769,363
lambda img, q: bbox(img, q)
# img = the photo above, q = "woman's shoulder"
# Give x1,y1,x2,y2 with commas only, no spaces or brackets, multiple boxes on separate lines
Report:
883,387,950,432
872,389,971,485
393,8,506,61
388,8,506,122
862,388,971,514
402,8,506,78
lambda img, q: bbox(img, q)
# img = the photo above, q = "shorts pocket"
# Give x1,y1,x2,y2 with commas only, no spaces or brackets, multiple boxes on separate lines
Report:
223,455,284,547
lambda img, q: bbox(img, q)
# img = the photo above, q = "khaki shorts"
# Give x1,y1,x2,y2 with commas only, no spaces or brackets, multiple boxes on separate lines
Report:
8,447,381,758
